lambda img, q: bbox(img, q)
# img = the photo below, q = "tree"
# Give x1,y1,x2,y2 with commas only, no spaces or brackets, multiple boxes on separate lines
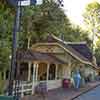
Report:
20,0,71,49
0,0,91,71
0,0,15,72
83,2,100,47
83,1,100,65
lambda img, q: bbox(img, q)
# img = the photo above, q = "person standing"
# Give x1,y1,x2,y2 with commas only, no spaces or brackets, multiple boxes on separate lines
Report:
73,70,81,89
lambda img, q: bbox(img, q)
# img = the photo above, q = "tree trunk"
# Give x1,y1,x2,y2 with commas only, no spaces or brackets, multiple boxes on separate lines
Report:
27,36,31,49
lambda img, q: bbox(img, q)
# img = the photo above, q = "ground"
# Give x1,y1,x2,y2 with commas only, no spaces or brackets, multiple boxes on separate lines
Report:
22,81,100,100
74,85,100,100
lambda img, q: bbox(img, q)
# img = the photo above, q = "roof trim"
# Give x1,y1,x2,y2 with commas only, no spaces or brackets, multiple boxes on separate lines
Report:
32,42,92,65
16,50,67,64
52,34,87,44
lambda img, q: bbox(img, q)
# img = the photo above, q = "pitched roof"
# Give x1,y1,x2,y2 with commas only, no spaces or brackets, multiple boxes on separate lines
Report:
42,34,96,66
67,44,92,62
16,50,66,64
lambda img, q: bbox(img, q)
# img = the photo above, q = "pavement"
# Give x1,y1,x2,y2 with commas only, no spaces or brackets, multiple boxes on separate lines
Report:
21,81,100,100
73,85,100,100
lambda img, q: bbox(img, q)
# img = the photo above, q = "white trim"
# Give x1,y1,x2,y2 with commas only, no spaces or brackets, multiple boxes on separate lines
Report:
28,62,31,81
36,63,39,81
47,63,50,91
32,63,36,94
52,34,87,44
55,64,58,80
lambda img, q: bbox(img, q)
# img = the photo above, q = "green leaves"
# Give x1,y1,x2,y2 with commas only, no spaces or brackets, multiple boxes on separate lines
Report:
0,0,13,71
83,1,100,63
0,0,91,71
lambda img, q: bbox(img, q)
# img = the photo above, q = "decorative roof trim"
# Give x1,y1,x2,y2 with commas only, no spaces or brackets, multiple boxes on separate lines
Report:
32,43,58,48
32,42,92,65
52,34,87,44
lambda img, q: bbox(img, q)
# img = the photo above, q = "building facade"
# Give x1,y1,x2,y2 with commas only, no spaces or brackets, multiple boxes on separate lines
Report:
16,34,98,94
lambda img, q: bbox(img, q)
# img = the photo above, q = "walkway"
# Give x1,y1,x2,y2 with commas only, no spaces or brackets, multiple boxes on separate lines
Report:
22,81,100,100
74,85,100,100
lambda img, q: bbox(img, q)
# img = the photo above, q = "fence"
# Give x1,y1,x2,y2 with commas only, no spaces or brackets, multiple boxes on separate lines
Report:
13,81,35,97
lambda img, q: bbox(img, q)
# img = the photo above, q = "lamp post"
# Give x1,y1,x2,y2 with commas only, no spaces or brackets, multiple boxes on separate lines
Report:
7,0,42,98
8,0,21,97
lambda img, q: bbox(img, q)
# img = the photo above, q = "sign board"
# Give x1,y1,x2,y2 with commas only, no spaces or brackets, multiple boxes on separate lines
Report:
18,0,31,6
36,0,43,5
8,0,43,6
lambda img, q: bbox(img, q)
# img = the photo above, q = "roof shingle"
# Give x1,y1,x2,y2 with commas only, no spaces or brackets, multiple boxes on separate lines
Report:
16,50,66,64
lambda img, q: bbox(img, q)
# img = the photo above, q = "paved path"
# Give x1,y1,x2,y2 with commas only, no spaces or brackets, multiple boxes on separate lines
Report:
73,85,100,100
22,81,100,100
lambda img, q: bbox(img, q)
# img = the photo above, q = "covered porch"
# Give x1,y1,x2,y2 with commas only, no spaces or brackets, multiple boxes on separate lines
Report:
16,50,69,96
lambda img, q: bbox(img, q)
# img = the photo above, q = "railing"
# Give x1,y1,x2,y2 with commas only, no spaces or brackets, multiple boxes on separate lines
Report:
12,79,62,97
13,81,34,97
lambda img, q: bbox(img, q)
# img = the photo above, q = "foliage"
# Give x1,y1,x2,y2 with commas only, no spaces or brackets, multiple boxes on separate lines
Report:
0,0,91,71
83,1,100,41
83,1,100,64
20,0,71,48
83,2,100,29
0,0,15,71
20,0,90,49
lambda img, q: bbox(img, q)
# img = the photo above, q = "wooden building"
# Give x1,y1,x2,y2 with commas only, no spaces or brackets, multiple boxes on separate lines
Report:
16,34,98,95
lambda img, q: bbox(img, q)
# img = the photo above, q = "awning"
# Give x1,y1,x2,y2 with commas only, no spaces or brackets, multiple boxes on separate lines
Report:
16,50,66,64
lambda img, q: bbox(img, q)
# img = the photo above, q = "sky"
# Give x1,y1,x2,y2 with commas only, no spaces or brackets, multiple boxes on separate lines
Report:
63,0,98,26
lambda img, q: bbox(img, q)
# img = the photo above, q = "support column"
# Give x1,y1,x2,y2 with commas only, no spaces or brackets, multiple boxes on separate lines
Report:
32,63,36,94
55,64,58,80
28,62,31,81
47,63,50,90
35,63,39,81
67,62,72,79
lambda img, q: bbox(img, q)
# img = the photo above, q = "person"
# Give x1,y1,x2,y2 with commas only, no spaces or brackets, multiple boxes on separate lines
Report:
35,76,47,100
73,70,81,89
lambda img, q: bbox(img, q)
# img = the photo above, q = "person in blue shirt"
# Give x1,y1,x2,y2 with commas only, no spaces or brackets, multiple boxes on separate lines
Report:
73,70,81,89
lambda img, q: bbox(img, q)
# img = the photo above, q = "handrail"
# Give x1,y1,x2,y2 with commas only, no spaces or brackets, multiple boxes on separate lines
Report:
13,81,33,97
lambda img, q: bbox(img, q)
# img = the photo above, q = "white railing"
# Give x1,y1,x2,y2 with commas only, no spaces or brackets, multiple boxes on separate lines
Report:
13,81,34,97
12,79,62,97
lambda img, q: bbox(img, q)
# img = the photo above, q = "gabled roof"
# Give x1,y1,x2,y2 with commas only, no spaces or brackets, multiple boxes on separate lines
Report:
16,50,66,64
49,35,99,69
32,34,97,68
45,34,93,62
67,44,92,62
17,34,99,69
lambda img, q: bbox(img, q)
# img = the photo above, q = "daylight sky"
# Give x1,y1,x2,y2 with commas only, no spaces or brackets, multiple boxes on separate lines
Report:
63,0,99,26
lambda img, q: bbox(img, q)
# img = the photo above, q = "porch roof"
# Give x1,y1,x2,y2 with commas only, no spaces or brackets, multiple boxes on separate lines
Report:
16,50,66,64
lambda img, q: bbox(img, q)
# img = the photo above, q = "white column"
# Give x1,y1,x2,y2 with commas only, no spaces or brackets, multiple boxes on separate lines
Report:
47,63,50,90
36,63,39,81
21,85,24,97
28,62,31,81
68,62,71,79
32,63,36,94
55,64,58,80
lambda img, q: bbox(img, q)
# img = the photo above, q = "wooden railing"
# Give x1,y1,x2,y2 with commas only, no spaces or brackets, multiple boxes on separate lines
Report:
13,81,35,97
12,79,62,97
